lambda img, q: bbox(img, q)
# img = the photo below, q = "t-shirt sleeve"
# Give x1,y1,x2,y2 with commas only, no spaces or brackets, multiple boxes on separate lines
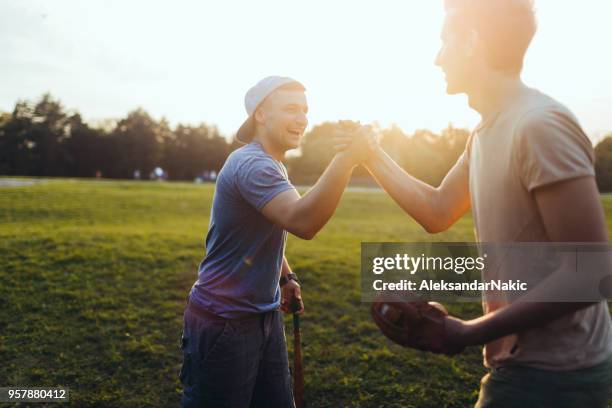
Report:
235,157,296,210
516,108,595,192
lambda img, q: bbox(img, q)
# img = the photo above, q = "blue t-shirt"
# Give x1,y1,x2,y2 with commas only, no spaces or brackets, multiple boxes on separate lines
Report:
189,141,296,318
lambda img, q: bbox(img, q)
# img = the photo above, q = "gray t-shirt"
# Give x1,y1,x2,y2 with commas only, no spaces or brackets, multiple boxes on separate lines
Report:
460,86,612,370
189,141,296,318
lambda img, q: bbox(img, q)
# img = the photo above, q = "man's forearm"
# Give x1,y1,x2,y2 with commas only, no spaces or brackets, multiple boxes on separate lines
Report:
461,253,602,345
364,148,445,232
462,301,596,346
281,256,292,277
291,154,356,238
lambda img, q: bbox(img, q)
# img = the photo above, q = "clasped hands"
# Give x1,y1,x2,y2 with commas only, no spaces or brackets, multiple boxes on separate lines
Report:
332,121,379,167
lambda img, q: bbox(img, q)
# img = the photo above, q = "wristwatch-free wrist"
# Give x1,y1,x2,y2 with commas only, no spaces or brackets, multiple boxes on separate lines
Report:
280,273,299,287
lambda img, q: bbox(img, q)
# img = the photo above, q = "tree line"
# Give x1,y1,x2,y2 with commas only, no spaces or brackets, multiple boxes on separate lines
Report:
0,94,237,180
2,94,612,190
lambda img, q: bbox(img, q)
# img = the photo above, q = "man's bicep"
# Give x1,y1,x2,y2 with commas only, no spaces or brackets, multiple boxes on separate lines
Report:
534,176,607,242
261,189,302,228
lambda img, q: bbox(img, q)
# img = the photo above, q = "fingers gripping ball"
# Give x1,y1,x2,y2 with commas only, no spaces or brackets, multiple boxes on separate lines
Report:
371,299,463,355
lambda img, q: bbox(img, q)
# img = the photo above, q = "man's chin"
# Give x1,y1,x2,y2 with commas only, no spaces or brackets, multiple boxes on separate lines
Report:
277,142,299,154
446,85,461,95
445,81,466,95
286,137,301,150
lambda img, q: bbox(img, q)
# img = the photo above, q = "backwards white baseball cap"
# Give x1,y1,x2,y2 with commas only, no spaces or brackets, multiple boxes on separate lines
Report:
236,76,305,144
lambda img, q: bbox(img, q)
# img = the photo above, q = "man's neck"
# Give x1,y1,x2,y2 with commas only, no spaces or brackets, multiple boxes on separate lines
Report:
467,72,527,122
252,134,285,162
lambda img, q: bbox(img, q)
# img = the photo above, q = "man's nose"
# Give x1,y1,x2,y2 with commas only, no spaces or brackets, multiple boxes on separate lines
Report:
434,49,443,67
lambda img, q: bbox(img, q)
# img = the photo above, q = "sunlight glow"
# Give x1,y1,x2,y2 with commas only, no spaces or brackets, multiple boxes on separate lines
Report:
1,0,610,141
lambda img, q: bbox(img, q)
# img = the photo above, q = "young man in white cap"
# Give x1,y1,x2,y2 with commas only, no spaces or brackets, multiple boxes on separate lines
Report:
338,0,612,406
179,76,370,407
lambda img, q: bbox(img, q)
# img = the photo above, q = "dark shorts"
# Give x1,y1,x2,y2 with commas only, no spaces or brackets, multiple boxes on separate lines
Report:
179,303,294,408
475,357,612,408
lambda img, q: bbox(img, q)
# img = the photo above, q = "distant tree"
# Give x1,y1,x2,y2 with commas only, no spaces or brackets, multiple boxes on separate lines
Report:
162,123,228,180
204,126,231,172
0,94,76,176
63,114,110,178
407,125,469,186
287,122,469,186
30,94,75,176
0,93,472,185
595,134,612,192
379,125,411,168
107,109,166,179
0,111,9,127
0,101,33,175
0,112,8,174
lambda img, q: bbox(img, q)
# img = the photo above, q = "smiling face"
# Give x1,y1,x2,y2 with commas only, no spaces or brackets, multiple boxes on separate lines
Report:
255,86,308,152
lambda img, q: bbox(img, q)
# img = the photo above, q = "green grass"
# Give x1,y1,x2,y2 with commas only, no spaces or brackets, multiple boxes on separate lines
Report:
0,178,610,407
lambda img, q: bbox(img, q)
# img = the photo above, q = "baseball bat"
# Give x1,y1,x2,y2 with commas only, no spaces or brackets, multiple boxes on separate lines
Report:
291,298,304,408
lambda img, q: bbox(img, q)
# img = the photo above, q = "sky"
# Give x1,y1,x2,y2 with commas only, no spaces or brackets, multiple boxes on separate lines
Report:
1,0,611,142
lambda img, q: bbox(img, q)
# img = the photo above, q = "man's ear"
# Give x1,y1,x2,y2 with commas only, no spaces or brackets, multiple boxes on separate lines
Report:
254,106,266,125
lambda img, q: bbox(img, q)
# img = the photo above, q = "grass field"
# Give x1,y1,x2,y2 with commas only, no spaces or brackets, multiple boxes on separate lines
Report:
1,178,611,407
